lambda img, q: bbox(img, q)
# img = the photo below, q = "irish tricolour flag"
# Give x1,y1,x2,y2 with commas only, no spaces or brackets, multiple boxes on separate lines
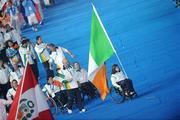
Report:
88,4,115,100
8,63,53,120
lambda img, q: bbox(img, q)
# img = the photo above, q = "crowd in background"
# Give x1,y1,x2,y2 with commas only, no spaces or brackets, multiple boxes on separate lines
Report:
0,0,55,32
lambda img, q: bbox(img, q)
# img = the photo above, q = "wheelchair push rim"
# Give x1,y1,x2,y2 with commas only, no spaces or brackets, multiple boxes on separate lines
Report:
47,97,58,116
110,86,125,104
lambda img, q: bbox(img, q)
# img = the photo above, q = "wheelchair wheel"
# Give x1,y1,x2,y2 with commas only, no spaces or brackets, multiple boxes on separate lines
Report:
55,99,67,114
110,86,125,104
47,97,58,115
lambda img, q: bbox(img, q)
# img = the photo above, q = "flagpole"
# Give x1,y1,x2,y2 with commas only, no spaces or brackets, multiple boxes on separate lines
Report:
114,51,128,78
91,3,128,78
15,62,28,120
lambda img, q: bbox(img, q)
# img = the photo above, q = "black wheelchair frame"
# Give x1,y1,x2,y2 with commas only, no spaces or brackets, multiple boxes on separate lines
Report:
110,86,137,104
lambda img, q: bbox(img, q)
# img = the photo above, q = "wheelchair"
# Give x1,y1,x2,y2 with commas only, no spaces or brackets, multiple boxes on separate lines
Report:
40,83,67,115
45,94,67,116
80,82,100,101
46,96,58,115
110,86,137,104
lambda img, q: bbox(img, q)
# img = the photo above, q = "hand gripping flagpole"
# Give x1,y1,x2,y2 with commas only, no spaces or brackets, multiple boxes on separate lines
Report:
91,3,128,78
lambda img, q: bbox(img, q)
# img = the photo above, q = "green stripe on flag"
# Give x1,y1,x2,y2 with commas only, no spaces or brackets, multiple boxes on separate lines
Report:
90,7,114,66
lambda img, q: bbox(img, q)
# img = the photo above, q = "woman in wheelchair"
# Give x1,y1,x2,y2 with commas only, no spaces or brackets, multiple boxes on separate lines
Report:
42,76,68,108
111,64,137,98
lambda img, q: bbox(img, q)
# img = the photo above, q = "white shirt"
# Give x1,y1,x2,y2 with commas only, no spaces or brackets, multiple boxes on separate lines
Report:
49,47,68,68
0,66,9,84
0,102,6,120
6,88,17,101
0,99,12,120
19,44,35,65
10,67,24,84
4,32,12,42
74,68,88,84
10,29,21,45
58,66,79,89
35,43,50,63
42,84,60,98
0,41,4,51
0,32,4,51
111,71,127,88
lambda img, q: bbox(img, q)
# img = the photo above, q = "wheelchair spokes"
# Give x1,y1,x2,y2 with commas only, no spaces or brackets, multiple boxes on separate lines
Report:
110,87,125,104
47,97,58,116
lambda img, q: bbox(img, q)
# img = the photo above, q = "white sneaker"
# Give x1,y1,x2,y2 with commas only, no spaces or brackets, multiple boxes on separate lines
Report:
125,92,128,96
34,28,38,32
67,109,72,114
39,21,43,25
63,104,67,108
118,87,122,91
32,27,38,32
79,108,86,113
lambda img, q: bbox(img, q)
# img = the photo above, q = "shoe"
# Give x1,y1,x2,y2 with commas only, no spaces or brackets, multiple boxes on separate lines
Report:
118,87,122,91
32,27,38,32
124,91,128,96
67,109,72,114
34,28,38,32
130,92,135,95
79,108,86,113
39,21,43,25
132,92,137,98
63,104,67,108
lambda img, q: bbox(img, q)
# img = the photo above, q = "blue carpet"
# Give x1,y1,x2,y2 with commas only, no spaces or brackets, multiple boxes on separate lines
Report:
23,0,180,119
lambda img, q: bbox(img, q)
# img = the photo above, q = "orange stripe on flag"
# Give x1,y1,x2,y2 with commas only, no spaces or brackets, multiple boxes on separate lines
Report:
92,64,109,100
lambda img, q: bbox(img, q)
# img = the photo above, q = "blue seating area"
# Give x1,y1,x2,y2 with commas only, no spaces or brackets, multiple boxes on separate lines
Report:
23,0,180,119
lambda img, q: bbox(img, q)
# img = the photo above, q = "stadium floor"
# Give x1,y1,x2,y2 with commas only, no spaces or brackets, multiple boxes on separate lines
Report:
22,0,180,119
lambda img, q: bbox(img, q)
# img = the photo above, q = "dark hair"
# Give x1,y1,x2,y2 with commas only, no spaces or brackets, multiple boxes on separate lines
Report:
47,72,54,81
0,21,2,26
0,10,3,17
63,64,70,70
5,40,14,48
36,36,41,41
48,43,55,48
63,65,66,70
0,60,6,69
111,64,120,74
21,39,29,45
73,61,79,66
73,61,80,68
12,79,18,83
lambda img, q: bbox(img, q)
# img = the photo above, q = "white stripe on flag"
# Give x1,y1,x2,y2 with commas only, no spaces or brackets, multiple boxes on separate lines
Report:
88,53,99,80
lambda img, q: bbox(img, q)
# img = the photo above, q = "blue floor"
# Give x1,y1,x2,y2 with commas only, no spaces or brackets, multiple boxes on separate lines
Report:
23,0,180,119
